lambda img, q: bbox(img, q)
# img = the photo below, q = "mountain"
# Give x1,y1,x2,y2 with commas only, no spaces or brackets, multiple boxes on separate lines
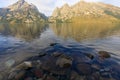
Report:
0,0,47,23
49,1,120,23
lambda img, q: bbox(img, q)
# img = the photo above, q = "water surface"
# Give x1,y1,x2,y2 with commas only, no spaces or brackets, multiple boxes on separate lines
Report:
0,22,120,78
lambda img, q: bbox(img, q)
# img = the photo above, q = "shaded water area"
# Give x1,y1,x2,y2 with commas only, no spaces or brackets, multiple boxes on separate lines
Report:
0,22,120,80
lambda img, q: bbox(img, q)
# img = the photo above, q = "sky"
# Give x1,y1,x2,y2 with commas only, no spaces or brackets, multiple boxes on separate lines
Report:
0,0,120,16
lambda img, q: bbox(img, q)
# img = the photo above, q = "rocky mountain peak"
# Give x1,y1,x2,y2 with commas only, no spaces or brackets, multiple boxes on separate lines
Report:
62,3,69,8
8,0,30,11
50,1,120,23
0,0,47,23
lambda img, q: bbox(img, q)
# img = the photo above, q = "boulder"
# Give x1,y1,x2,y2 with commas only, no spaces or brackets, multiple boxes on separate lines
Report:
8,60,42,80
98,51,111,59
56,57,72,68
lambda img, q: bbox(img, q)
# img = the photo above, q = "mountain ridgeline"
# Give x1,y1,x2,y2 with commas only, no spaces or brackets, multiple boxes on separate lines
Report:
0,0,120,23
49,1,120,23
0,0,47,23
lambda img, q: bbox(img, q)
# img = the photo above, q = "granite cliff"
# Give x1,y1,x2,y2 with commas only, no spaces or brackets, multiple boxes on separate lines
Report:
49,1,120,23
0,0,47,23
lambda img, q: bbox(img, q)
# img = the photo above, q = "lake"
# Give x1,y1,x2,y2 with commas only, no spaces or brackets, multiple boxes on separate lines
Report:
0,22,120,79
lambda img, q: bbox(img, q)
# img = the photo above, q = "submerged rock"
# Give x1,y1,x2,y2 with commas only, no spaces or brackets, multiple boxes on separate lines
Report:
50,43,57,46
56,56,73,68
8,60,42,80
91,72,101,80
7,50,118,80
70,71,85,80
51,52,63,57
12,61,41,71
85,53,94,60
76,63,92,75
8,70,25,80
5,59,15,68
91,64,101,70
98,51,111,59
39,52,47,57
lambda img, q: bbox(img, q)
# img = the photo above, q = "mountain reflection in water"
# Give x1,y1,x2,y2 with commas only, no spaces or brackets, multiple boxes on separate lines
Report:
0,23,47,41
50,23,120,42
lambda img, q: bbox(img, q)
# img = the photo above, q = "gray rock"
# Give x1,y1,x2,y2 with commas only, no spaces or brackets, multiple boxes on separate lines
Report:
51,52,63,57
5,59,15,68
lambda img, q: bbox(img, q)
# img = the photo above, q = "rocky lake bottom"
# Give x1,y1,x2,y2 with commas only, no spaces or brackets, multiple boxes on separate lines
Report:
0,23,120,80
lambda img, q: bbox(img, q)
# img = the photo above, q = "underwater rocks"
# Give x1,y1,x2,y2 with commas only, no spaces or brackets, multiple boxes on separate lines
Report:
56,54,73,68
98,51,111,59
76,63,92,75
5,59,16,68
51,52,63,57
7,50,119,80
8,61,41,80
56,57,72,68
